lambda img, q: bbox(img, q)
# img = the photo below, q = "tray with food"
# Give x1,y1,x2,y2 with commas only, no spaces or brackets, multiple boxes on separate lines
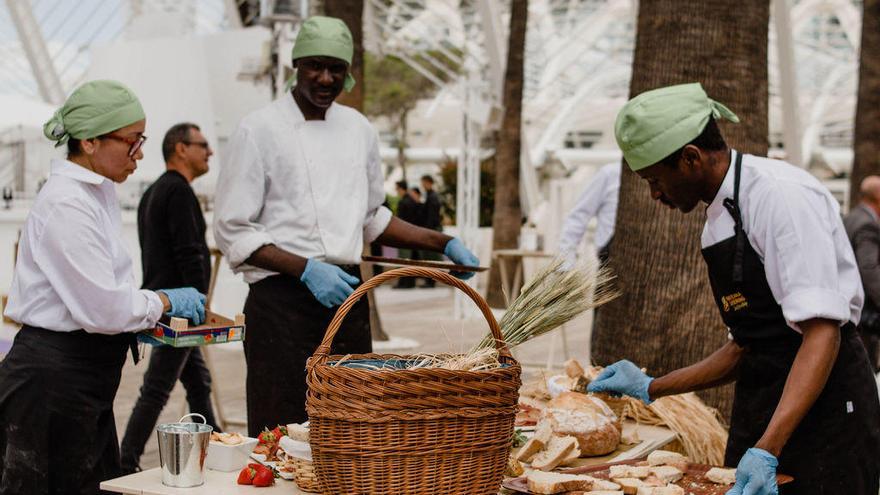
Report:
141,311,245,347
503,449,793,494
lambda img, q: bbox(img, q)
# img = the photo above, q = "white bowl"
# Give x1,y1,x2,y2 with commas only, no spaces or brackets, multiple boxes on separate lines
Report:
206,436,258,472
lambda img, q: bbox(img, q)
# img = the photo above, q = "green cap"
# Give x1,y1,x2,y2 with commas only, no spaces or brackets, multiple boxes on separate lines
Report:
291,16,356,92
614,83,739,171
43,80,145,147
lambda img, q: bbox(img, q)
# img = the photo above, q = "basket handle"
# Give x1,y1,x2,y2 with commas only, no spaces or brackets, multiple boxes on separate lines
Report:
311,266,511,364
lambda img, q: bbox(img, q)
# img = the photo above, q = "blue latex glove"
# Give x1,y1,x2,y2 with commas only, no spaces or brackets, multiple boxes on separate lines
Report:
159,287,206,325
726,448,778,495
443,238,479,280
301,258,360,308
586,359,654,403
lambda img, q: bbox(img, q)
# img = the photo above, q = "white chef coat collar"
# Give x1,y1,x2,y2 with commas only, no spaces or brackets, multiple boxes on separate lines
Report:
705,149,738,222
50,158,107,185
285,92,339,123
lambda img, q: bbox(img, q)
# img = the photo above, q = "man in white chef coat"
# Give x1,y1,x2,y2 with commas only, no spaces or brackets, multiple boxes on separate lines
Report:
213,16,478,435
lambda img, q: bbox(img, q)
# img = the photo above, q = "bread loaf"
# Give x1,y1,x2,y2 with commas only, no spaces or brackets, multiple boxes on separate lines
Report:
543,392,621,456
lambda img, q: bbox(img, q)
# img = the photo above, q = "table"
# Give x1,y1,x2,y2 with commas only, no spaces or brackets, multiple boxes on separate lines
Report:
491,249,554,306
100,468,308,495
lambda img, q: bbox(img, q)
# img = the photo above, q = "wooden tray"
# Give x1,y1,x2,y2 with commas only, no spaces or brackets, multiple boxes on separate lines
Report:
362,255,488,272
503,458,793,494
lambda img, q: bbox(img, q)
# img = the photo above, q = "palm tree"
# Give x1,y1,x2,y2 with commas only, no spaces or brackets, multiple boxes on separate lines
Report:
591,0,770,416
486,0,528,308
849,0,880,200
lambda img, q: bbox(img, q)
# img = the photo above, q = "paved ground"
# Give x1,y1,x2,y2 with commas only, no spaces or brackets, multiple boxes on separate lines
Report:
1,284,592,471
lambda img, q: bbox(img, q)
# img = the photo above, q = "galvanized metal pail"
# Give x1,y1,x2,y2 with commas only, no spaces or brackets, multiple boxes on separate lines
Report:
157,413,213,487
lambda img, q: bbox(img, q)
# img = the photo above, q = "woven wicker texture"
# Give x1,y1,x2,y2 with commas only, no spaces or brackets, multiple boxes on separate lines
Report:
306,267,521,494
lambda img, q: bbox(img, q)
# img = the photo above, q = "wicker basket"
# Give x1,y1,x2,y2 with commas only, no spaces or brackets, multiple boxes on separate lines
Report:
306,267,522,495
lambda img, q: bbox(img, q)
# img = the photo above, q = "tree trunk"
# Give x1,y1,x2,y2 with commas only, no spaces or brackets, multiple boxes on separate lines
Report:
486,0,527,308
323,0,388,341
324,0,365,110
591,0,769,418
398,110,409,181
849,0,880,205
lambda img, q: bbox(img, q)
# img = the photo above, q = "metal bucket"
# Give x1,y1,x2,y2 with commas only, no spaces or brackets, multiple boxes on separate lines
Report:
157,413,213,487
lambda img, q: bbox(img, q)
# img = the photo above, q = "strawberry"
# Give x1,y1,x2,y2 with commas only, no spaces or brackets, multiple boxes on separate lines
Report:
271,426,284,440
236,466,256,485
252,466,275,487
257,429,276,445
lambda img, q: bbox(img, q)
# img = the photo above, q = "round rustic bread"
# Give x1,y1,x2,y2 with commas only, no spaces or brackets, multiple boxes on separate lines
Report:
543,392,621,456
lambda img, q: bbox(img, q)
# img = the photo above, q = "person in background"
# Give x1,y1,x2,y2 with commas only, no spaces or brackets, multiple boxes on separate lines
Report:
119,123,221,474
213,16,478,435
843,175,880,371
419,175,443,287
0,80,204,494
558,162,620,265
394,181,421,289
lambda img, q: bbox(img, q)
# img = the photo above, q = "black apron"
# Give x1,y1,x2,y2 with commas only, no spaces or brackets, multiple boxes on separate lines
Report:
242,266,371,436
701,151,880,494
0,326,134,495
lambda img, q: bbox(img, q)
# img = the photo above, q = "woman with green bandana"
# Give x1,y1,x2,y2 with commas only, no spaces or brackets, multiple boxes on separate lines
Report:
0,80,206,494
588,83,880,494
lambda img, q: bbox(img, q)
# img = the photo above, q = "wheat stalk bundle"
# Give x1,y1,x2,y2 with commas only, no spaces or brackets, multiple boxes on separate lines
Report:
473,257,620,351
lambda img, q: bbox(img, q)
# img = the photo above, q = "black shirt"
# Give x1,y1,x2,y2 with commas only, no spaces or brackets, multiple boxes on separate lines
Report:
137,170,210,293
423,190,442,229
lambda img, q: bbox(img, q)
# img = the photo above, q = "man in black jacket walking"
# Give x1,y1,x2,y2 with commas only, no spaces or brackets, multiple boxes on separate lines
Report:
844,175,880,371
120,123,221,473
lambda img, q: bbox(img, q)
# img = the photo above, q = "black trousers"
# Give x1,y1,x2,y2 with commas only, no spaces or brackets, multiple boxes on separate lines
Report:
242,269,371,436
0,326,130,495
119,346,220,473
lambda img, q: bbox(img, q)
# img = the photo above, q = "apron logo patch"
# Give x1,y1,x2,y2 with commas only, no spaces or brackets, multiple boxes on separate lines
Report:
721,292,748,312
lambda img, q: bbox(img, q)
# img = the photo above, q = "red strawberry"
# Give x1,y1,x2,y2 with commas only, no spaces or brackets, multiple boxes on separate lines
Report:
257,429,276,445
271,426,283,440
236,466,256,485
252,466,275,487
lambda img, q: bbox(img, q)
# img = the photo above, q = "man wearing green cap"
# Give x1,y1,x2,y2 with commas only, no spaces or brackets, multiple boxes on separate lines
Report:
0,80,205,494
214,16,479,434
588,83,880,495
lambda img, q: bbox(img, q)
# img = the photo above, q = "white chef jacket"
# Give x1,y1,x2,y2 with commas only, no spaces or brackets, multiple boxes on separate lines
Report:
4,159,164,334
559,162,620,257
701,150,863,332
213,95,392,284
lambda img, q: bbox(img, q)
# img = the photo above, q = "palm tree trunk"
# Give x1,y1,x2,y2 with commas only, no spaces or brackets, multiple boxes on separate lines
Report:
398,110,409,181
591,0,769,417
486,0,527,308
323,0,388,341
849,0,880,202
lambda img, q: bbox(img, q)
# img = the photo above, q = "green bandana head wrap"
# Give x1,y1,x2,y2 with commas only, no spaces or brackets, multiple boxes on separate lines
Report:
291,16,356,92
43,80,145,147
614,82,739,171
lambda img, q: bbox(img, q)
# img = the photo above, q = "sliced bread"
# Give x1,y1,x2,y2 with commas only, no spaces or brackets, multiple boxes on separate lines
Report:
531,435,579,471
646,450,689,469
705,467,736,485
609,464,652,479
612,477,647,495
636,484,685,495
516,420,554,462
650,465,683,483
526,471,597,494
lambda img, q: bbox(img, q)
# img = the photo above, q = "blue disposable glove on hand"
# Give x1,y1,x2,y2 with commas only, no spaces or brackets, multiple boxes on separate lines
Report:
443,238,479,280
726,448,778,495
301,258,360,308
586,359,654,403
159,287,206,325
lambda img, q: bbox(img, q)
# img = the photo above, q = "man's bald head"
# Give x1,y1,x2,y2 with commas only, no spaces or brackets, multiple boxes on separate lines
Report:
861,176,880,203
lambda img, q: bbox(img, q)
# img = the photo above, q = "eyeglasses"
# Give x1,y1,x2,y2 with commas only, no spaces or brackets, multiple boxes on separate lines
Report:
183,140,210,150
100,134,147,157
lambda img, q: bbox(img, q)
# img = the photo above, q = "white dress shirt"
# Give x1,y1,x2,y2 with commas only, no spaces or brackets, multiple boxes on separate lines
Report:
559,162,620,257
4,159,164,334
702,150,863,332
214,95,392,284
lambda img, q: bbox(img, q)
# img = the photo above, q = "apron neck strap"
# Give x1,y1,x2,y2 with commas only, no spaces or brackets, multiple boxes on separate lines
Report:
721,150,746,283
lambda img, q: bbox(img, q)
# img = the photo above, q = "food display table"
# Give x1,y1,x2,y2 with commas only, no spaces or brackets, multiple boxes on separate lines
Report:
100,468,308,495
